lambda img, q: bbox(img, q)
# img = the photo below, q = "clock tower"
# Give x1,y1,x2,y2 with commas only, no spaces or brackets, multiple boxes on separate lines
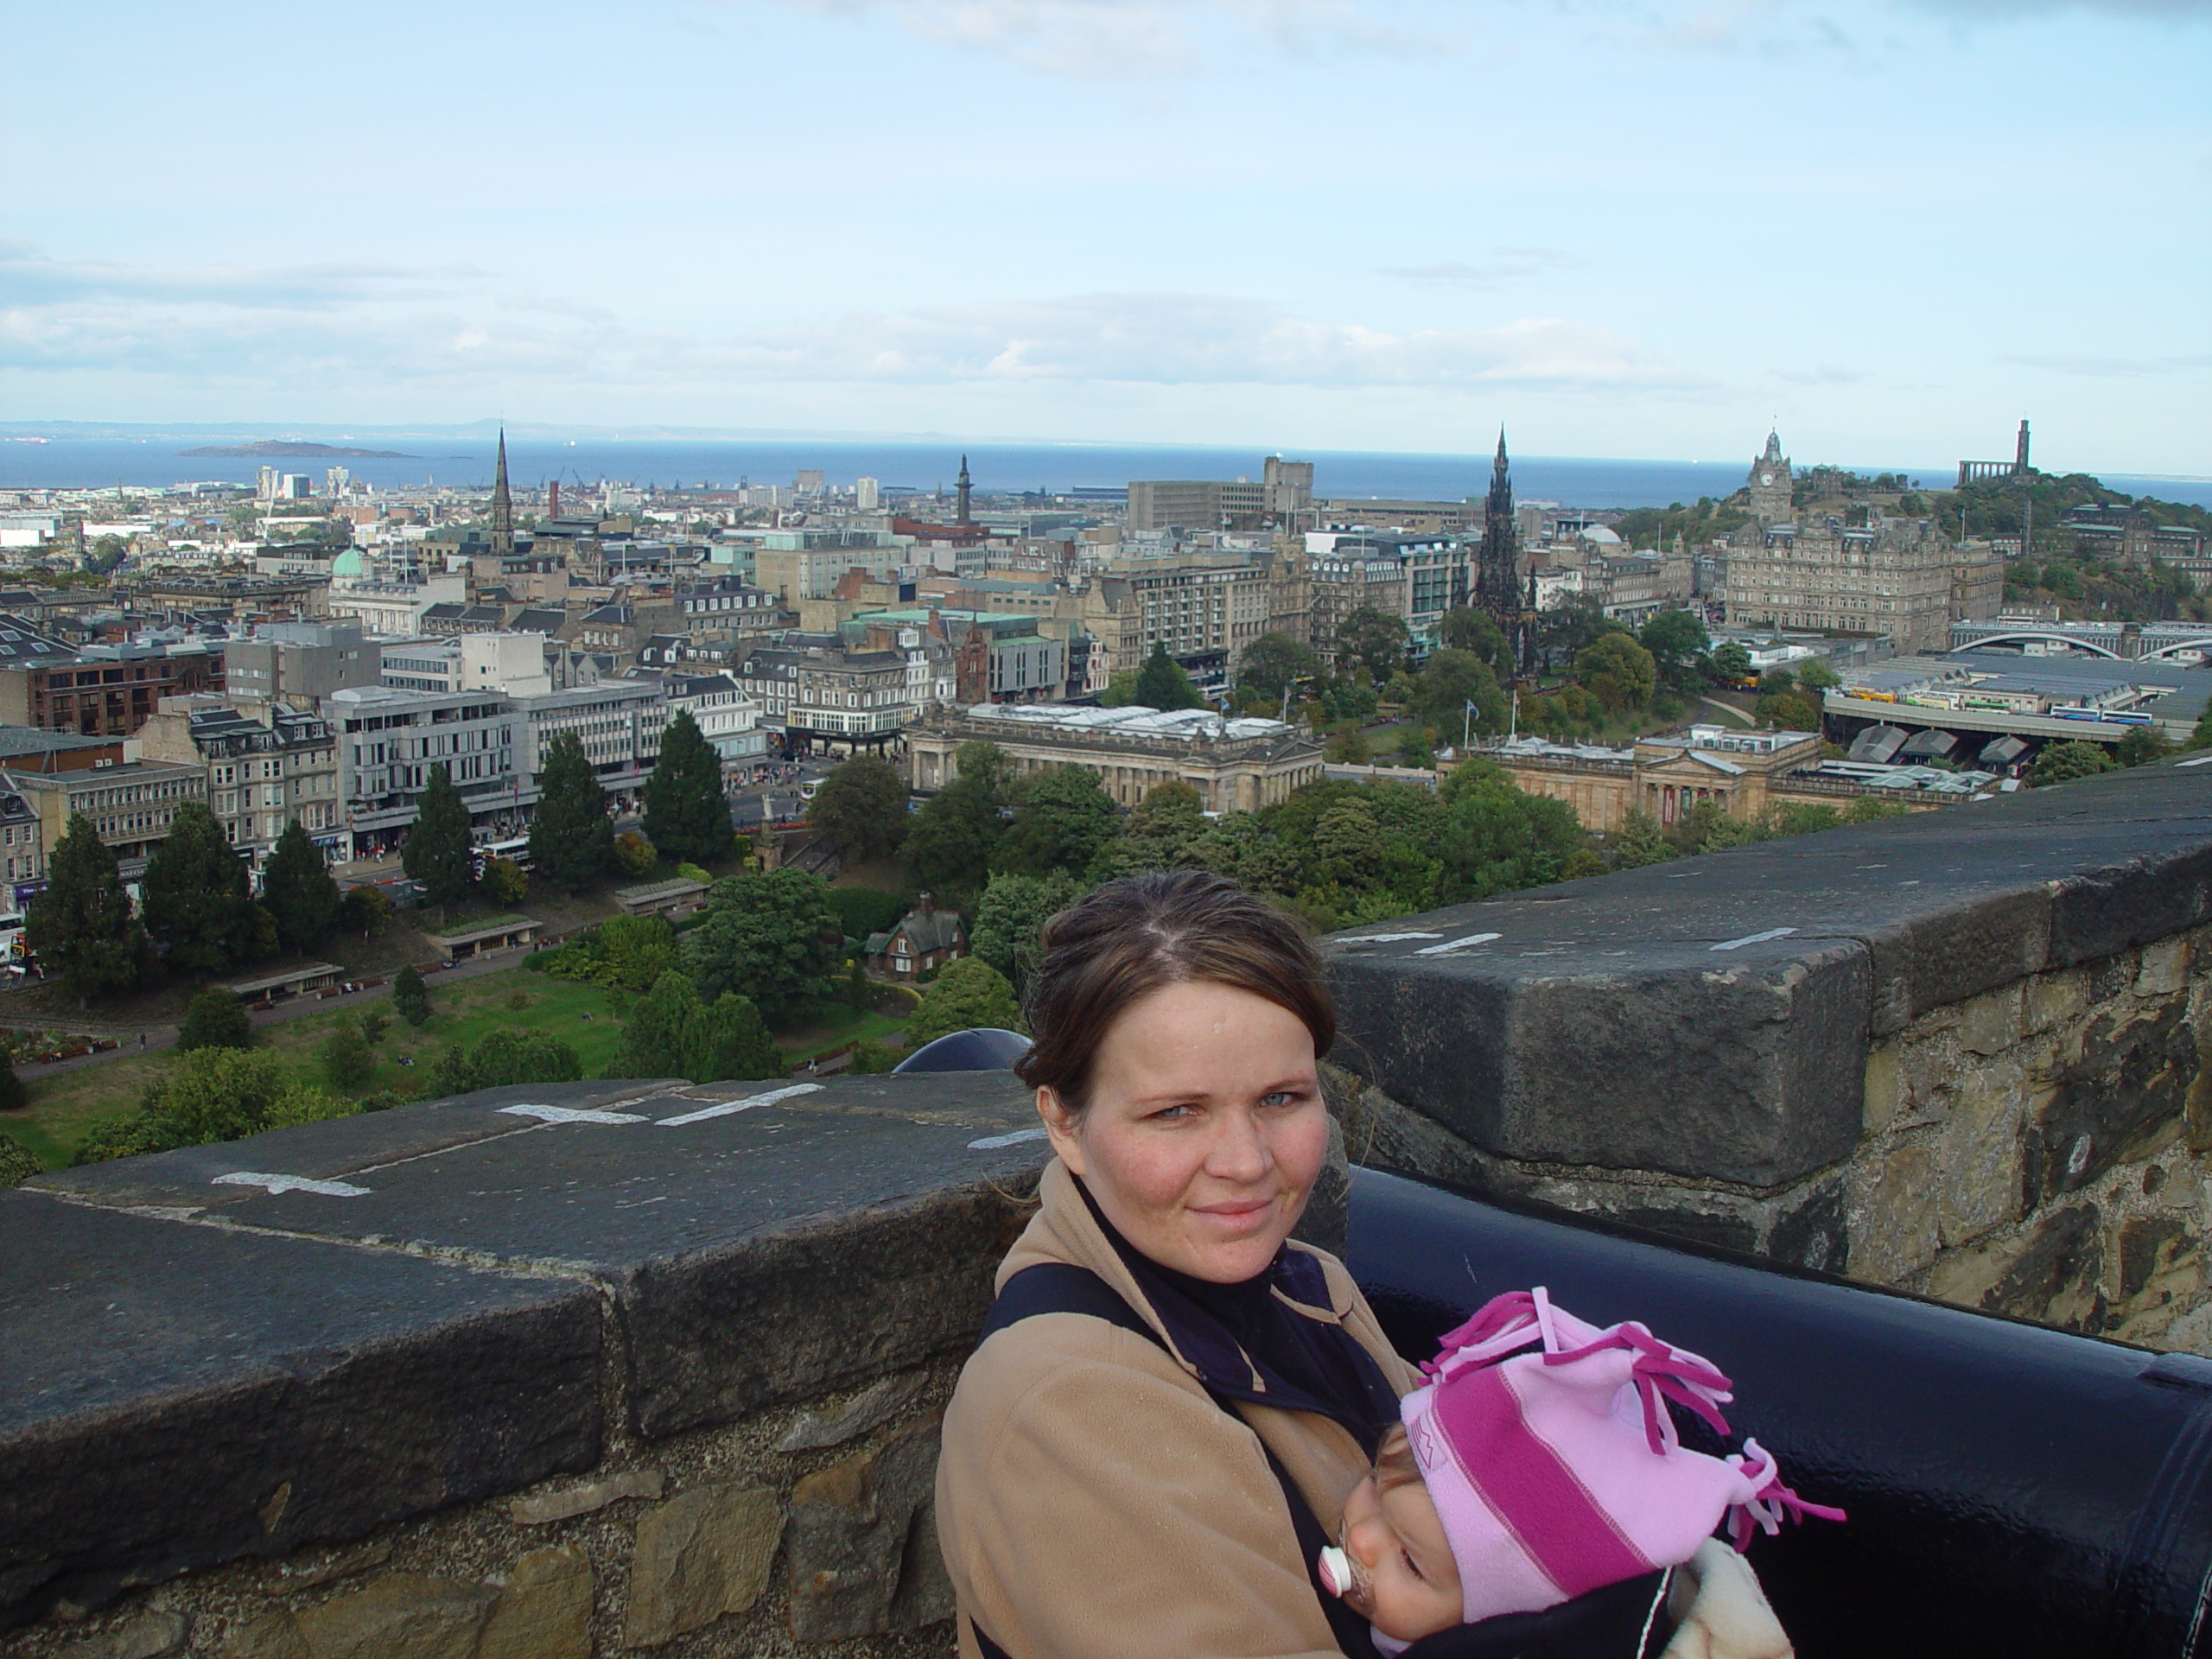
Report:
1746,430,1793,523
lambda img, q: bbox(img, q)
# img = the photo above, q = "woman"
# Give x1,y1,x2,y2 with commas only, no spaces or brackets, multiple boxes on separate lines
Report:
935,871,1790,1659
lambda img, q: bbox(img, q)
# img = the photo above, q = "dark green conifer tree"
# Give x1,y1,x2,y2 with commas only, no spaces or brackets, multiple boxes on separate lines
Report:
260,818,340,954
177,988,253,1052
529,731,613,894
391,963,432,1027
24,813,152,1007
402,764,474,908
1135,642,1205,710
141,802,257,978
643,709,732,865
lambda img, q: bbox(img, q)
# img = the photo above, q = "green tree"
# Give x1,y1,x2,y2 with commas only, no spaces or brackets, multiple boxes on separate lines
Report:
0,1127,33,1178
1395,728,1436,770
1135,642,1206,710
1236,634,1324,706
340,884,392,942
1796,659,1841,692
594,914,682,989
845,953,868,1011
392,963,431,1026
72,1049,346,1166
2116,726,2172,768
1638,611,1711,691
970,870,1084,997
905,957,1025,1050
1754,692,1822,732
1756,668,1796,698
25,814,151,1007
1337,607,1412,683
643,709,733,864
1438,608,1512,677
607,970,783,1084
1711,642,1753,683
613,830,658,876
321,1024,378,1091
2031,740,2116,787
899,741,1013,903
404,763,474,907
1409,648,1503,740
177,989,253,1052
141,801,257,978
809,755,909,863
530,731,613,894
1432,760,1586,903
428,1028,583,1096
482,856,528,906
826,887,910,943
1189,812,1303,898
993,766,1121,877
1325,725,1372,764
259,817,340,956
681,867,841,1027
1537,594,1612,673
2190,703,2212,752
360,1007,388,1045
1574,632,1657,711
1098,669,1141,708
1608,809,1675,869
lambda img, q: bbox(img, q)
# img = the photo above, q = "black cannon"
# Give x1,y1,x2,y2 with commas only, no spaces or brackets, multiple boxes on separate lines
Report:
1347,1164,2212,1659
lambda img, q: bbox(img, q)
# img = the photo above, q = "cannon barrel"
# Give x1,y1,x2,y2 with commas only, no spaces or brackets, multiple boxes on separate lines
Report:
1346,1164,2212,1659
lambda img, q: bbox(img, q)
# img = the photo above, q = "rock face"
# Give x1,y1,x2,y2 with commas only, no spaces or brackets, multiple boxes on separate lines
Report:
785,1426,949,1642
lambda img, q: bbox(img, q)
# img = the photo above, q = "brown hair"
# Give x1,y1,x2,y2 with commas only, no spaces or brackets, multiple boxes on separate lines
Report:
1373,1421,1422,1494
1013,870,1333,1115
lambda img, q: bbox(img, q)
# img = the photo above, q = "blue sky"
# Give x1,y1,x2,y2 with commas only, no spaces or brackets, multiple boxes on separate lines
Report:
3,0,2207,472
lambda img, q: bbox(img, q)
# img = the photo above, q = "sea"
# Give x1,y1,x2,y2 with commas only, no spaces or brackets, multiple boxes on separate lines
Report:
3,433,2209,514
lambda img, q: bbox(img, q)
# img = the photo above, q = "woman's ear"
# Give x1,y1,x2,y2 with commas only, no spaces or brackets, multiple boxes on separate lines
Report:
1038,1086,1086,1178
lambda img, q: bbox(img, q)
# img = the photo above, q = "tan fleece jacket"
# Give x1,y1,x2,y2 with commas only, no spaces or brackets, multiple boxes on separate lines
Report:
934,1158,1795,1659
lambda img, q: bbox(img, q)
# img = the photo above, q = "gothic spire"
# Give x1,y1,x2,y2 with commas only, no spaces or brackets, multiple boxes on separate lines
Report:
956,454,974,525
491,427,514,556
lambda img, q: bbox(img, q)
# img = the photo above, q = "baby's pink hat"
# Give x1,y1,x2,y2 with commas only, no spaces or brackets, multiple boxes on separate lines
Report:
1396,1287,1840,1624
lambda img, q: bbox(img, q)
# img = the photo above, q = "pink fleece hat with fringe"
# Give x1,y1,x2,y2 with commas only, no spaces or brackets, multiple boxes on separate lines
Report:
1394,1287,1842,1624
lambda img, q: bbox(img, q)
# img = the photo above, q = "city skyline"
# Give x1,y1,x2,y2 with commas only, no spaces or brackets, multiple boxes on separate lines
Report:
4,0,2207,473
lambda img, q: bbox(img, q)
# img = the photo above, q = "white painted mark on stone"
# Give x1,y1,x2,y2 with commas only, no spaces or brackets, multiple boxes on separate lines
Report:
1413,932,1503,957
2177,755,2212,769
657,1083,823,1128
499,1104,648,1125
969,1126,1051,1151
1710,927,1798,952
212,1172,371,1198
1338,931,1443,944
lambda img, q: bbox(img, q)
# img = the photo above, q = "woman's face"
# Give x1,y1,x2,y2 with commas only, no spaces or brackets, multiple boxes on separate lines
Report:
1039,979,1329,1284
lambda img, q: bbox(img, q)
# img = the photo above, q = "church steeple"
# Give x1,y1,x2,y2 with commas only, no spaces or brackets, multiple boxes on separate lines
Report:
490,428,515,556
956,454,973,526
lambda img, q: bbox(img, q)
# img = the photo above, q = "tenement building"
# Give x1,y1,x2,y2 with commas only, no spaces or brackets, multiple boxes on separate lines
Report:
0,641,225,738
134,695,343,864
2,760,208,882
906,702,1325,814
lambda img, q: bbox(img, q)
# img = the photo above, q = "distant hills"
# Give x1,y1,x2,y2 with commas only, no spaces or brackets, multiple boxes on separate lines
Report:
176,441,416,459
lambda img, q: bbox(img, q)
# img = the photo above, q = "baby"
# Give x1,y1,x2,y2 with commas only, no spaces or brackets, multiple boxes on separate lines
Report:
1318,1289,1840,1657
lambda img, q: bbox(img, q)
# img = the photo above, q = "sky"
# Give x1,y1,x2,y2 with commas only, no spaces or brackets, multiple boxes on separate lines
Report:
3,0,2208,474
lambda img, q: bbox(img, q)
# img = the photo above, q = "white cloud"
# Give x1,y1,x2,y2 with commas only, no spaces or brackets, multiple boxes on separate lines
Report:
0,245,1693,396
743,0,1449,78
2001,351,2212,378
1380,250,1580,290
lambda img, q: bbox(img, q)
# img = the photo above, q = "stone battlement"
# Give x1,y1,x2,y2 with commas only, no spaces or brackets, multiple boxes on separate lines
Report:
3,753,2209,1656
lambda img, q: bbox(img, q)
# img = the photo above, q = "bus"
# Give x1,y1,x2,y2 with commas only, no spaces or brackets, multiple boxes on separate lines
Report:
470,836,532,878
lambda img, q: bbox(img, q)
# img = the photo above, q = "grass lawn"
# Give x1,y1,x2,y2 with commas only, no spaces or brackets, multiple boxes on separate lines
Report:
0,965,632,1169
774,1004,912,1062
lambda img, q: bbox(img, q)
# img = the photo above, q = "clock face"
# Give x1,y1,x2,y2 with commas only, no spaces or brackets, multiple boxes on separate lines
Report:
1759,473,1774,486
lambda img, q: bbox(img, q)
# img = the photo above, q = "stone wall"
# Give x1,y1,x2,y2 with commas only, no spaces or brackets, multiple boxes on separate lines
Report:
0,1073,1058,1658
1323,754,2212,1349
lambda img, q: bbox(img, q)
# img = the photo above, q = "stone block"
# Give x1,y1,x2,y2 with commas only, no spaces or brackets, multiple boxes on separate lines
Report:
510,1469,664,1526
1768,1179,1848,1275
2116,1213,2198,1307
1937,1063,2024,1248
785,1423,941,1643
218,1613,307,1659
291,1573,498,1659
480,1547,592,1659
777,1374,926,1454
1986,1205,2106,1332
2139,938,2193,998
0,1195,602,1626
2023,970,2088,1038
623,1484,782,1649
2034,1000,2200,1199
1862,1042,1903,1135
1958,987,2024,1058
1848,1142,1941,1286
58,1610,190,1659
